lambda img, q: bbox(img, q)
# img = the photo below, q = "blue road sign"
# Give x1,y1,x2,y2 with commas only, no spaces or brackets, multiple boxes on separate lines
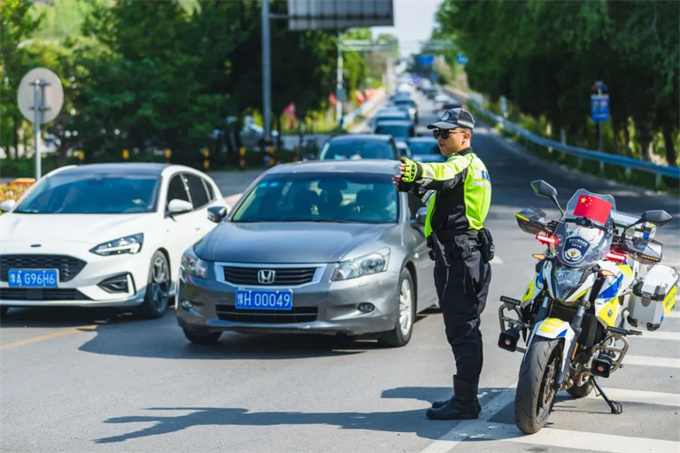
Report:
418,55,435,66
456,53,469,65
591,94,610,123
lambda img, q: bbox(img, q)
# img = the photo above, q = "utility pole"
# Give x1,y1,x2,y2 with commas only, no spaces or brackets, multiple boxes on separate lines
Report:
262,0,272,144
336,31,343,125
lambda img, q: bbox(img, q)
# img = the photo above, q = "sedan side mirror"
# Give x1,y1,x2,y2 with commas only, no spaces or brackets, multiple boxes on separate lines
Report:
168,199,193,215
207,206,227,223
0,199,16,213
415,206,428,226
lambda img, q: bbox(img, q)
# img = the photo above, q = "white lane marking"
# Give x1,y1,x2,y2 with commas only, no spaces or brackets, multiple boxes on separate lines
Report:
489,255,504,264
637,330,680,341
624,355,680,369
666,311,680,319
420,386,680,453
475,426,680,453
419,387,516,453
586,387,680,407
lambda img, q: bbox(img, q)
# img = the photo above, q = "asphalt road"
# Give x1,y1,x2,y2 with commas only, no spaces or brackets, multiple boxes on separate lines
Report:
1,89,679,453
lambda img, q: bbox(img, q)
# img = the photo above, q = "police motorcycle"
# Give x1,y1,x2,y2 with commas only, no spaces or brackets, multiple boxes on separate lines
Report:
498,180,678,434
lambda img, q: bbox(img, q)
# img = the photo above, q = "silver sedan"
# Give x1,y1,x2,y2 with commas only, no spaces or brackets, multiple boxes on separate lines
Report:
176,160,437,347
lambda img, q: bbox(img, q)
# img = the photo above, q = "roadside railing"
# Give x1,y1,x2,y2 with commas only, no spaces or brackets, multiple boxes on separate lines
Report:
446,87,679,187
340,88,387,130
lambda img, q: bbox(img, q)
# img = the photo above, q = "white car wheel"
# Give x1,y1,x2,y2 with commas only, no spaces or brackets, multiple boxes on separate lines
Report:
138,251,171,318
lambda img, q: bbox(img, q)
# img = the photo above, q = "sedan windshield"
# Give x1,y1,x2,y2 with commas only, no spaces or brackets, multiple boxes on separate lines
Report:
318,140,396,160
408,141,439,155
14,174,160,214
232,173,398,224
375,124,410,139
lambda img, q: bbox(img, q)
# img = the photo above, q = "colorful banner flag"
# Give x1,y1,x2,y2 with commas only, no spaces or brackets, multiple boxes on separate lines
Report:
573,195,612,224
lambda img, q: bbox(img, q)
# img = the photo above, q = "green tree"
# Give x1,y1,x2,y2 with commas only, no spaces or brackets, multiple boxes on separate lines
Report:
0,0,42,160
436,0,679,165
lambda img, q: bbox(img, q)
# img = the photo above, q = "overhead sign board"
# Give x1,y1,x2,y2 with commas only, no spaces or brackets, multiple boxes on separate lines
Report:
591,94,610,123
287,0,393,31
418,55,435,67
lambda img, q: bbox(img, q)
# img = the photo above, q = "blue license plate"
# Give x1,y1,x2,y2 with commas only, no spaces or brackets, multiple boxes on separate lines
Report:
235,289,293,311
8,269,59,288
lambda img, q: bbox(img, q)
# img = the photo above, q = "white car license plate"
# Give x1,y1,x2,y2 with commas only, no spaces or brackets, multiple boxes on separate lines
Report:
8,269,59,288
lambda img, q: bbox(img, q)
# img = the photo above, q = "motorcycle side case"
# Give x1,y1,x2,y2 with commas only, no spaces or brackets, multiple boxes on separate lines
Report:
628,265,678,331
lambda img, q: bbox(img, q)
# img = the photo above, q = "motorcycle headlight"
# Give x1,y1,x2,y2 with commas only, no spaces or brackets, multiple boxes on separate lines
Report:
180,248,209,279
332,248,390,281
90,233,143,256
552,266,585,301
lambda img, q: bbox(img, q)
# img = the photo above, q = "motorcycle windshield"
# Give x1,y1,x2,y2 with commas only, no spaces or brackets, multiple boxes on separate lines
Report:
553,189,615,269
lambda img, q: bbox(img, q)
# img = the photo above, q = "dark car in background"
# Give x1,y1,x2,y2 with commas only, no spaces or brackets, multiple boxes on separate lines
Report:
406,137,445,163
393,98,418,123
317,134,400,160
371,108,413,132
373,121,414,141
176,160,437,347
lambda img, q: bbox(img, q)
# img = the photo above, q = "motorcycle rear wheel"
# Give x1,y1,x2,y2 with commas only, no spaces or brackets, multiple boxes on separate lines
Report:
515,337,562,434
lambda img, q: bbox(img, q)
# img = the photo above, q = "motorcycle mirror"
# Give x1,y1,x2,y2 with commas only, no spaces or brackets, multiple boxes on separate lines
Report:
639,210,672,227
530,180,564,216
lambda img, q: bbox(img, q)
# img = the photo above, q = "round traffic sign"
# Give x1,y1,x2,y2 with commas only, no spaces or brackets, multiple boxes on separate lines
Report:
17,68,64,124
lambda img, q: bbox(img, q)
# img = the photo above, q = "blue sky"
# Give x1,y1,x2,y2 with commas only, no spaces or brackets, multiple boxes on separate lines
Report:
371,0,444,55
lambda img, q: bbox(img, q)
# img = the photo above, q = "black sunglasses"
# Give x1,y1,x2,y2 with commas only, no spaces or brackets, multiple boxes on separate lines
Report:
432,129,466,139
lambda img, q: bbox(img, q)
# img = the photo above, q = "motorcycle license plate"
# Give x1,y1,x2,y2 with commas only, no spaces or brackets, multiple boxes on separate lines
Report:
8,269,59,288
235,289,293,311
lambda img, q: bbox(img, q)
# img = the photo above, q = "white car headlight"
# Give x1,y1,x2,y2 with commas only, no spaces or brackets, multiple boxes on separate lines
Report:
332,248,390,281
180,248,209,279
90,233,143,256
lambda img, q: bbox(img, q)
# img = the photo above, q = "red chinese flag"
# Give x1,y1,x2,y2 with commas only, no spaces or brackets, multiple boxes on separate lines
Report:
573,195,612,224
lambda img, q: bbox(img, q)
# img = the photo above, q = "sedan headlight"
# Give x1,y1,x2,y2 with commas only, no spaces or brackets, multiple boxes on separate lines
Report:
332,248,390,281
90,233,143,256
180,248,209,279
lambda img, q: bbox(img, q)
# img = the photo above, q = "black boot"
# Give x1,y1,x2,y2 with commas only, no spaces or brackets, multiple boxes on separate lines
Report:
426,376,479,420
431,396,482,412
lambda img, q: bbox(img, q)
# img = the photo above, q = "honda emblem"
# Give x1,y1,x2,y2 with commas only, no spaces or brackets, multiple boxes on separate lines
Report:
257,269,276,284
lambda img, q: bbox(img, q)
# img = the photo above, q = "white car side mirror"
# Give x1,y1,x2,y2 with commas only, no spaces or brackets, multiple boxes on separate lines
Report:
168,199,193,215
0,200,16,213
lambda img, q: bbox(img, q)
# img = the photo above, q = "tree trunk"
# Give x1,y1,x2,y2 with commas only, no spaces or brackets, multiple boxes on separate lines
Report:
12,113,20,160
57,145,68,167
621,125,630,157
274,113,282,152
661,126,677,166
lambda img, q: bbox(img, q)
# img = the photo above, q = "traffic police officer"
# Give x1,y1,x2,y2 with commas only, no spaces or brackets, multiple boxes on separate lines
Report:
393,108,493,420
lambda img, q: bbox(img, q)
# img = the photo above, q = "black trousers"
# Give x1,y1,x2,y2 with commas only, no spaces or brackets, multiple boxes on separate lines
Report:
434,246,492,383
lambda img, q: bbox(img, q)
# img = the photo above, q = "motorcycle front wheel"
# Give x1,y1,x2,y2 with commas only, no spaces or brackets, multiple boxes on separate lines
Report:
514,337,562,434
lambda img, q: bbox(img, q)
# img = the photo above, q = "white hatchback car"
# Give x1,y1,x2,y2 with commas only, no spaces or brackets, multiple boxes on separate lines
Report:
0,163,227,318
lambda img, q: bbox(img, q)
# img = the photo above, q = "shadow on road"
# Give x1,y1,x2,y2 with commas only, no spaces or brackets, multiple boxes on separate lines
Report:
94,386,513,444
2,306,435,361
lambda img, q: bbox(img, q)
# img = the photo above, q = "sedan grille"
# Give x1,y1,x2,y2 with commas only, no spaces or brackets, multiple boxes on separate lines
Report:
222,266,316,286
0,255,86,283
215,304,317,324
0,288,90,301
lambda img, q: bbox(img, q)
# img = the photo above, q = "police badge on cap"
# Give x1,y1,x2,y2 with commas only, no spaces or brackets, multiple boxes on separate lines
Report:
427,108,476,130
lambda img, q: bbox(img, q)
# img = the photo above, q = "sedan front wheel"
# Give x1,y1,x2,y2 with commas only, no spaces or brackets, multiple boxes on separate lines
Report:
378,269,415,347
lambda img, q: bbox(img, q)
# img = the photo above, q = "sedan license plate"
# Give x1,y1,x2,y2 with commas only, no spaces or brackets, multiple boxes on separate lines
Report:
8,269,59,288
235,289,293,311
